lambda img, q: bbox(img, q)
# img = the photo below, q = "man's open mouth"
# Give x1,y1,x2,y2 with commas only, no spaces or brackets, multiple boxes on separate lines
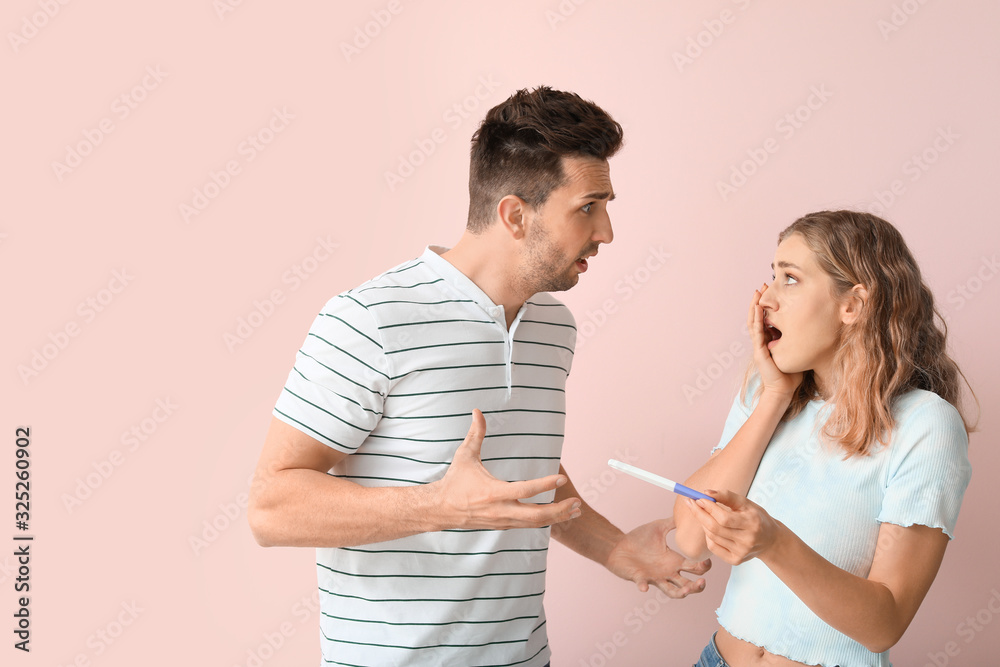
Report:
576,251,596,272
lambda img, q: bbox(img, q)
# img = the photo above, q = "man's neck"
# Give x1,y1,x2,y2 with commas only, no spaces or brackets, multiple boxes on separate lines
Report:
440,231,529,330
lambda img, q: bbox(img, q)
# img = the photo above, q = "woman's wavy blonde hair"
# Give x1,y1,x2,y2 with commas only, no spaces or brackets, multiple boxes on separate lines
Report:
743,210,976,456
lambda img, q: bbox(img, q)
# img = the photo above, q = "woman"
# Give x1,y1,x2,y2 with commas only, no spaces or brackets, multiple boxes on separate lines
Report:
673,210,974,667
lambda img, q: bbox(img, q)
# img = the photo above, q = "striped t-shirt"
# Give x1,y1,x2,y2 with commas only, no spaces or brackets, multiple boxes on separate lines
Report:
273,246,576,667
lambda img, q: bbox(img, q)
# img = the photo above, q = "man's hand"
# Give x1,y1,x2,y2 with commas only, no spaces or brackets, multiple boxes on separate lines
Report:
429,409,583,530
605,517,712,598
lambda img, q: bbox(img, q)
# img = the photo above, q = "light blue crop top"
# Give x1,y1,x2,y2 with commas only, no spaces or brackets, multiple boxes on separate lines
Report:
712,382,971,667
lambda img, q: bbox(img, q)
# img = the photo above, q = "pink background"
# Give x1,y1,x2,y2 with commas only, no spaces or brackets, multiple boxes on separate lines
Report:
5,1,998,665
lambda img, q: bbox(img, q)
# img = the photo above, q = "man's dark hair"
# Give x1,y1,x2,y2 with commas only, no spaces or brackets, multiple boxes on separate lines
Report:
466,86,624,232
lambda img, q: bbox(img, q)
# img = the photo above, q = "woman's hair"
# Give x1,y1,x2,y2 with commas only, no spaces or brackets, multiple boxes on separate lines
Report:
743,210,976,456
466,86,624,232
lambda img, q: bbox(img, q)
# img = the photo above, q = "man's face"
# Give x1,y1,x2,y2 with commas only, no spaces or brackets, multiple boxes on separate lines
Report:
519,155,615,294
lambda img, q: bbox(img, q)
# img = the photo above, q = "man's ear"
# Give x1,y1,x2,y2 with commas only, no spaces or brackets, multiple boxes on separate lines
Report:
841,284,869,325
496,195,528,240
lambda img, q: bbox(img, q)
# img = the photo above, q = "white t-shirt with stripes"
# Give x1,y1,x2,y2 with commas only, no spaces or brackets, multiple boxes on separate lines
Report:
273,246,575,667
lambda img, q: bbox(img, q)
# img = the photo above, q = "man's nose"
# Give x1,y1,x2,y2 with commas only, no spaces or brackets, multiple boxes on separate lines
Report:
595,212,613,245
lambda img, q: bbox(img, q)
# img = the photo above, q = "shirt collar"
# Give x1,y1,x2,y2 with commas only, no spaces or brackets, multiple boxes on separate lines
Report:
420,245,511,324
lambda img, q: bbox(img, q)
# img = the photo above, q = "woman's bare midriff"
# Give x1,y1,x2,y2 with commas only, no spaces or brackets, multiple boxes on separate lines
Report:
715,627,821,667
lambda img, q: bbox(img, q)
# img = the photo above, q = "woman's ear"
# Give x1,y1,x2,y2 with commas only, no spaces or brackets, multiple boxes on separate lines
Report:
841,284,869,325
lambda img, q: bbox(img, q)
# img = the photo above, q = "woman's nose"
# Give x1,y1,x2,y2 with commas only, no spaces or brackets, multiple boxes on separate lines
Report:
759,283,777,310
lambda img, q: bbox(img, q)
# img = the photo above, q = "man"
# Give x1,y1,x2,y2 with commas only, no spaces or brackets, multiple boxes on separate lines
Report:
248,86,710,667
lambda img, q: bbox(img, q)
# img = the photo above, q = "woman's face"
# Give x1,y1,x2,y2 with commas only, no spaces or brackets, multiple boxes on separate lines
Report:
758,233,849,389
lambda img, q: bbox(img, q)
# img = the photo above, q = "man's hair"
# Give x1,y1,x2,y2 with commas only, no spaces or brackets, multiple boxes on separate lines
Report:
466,86,624,232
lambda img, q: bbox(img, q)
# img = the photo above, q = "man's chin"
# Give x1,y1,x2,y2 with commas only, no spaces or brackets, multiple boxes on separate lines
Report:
550,274,580,293
530,275,577,294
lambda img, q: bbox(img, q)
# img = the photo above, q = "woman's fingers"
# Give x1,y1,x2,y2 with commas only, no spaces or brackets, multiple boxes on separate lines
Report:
746,288,758,333
748,283,775,368
704,489,745,511
747,283,766,337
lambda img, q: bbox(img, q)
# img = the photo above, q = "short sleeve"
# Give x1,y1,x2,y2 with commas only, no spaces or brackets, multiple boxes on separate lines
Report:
563,310,577,378
273,293,390,453
877,394,972,539
710,378,757,455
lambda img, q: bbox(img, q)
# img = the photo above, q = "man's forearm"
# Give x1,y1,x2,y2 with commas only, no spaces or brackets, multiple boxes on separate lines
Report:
549,468,624,566
249,468,441,548
249,417,580,549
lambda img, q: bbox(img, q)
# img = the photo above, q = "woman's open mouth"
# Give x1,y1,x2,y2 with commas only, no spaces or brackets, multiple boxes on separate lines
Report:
765,321,783,349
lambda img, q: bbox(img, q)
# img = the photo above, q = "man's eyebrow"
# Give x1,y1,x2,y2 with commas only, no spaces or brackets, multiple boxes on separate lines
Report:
582,191,615,201
771,260,801,270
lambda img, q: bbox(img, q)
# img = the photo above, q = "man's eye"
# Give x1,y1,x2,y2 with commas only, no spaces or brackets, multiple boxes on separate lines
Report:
582,203,592,214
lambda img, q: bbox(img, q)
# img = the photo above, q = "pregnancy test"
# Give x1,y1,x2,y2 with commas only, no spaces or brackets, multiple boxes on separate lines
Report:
608,460,716,502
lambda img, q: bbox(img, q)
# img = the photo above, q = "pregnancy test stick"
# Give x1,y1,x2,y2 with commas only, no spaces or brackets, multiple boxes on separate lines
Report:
608,460,716,502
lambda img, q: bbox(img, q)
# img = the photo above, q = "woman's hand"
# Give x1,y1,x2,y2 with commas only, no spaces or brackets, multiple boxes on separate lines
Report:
685,489,785,566
748,283,803,399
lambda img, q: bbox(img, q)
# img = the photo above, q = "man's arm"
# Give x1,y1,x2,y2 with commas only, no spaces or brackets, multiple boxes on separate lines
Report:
550,465,711,598
248,410,583,548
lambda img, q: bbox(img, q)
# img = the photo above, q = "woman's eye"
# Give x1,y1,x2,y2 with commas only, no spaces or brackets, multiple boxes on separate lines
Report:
582,203,592,214
785,275,798,285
